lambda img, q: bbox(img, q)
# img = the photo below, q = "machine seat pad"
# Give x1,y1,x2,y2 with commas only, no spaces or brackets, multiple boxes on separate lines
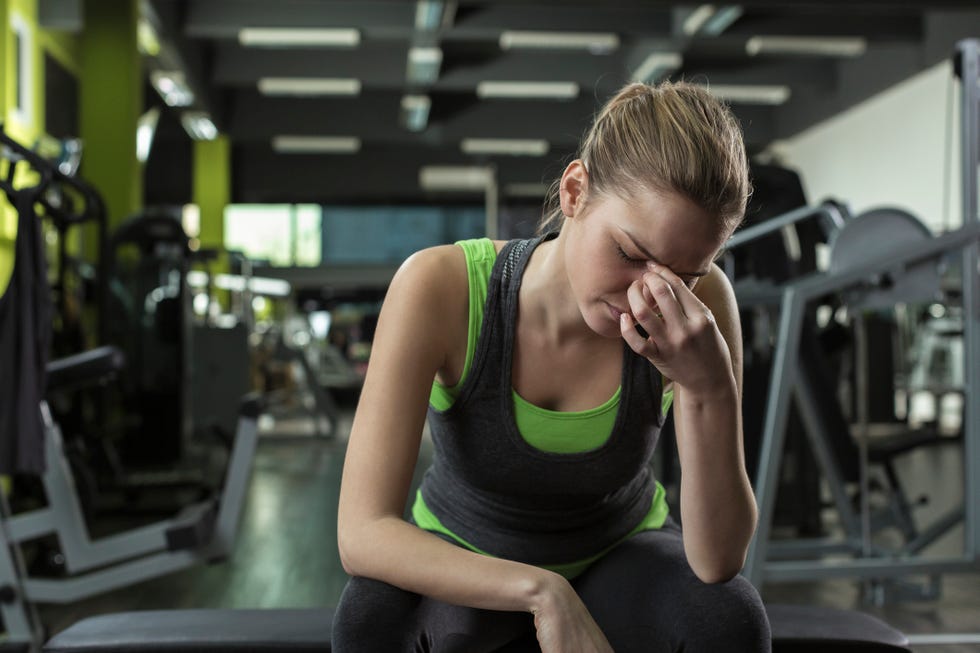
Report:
767,603,911,652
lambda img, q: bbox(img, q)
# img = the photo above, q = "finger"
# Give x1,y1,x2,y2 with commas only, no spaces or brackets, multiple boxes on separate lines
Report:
626,280,666,339
620,312,660,357
638,270,685,326
647,263,703,317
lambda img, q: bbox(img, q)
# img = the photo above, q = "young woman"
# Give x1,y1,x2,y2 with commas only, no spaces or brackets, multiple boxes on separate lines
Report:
333,81,770,652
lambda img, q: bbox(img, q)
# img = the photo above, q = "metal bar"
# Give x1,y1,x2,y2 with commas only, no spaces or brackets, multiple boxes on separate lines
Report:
767,538,859,559
23,550,202,603
209,416,259,557
726,203,840,251
5,507,57,541
793,360,863,543
956,38,980,561
743,288,806,586
0,490,44,650
904,505,964,555
763,555,977,582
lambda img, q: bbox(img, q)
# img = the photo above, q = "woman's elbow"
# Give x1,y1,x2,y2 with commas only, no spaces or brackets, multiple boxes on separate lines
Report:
687,539,751,584
693,562,743,584
337,522,369,577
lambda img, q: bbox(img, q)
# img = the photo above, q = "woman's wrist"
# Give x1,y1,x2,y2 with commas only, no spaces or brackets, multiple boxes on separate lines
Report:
522,568,569,615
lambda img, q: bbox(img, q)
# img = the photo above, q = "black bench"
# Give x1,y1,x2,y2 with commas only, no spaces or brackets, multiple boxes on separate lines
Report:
43,604,910,652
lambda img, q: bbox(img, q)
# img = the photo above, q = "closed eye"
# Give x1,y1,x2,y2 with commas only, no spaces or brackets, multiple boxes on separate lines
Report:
616,245,646,267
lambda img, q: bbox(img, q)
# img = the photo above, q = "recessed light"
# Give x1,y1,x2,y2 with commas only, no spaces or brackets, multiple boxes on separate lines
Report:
238,28,360,48
461,138,549,156
257,78,361,96
272,136,362,153
476,81,579,100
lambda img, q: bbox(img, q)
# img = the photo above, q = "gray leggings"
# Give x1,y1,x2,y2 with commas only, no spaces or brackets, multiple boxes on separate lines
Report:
332,522,771,652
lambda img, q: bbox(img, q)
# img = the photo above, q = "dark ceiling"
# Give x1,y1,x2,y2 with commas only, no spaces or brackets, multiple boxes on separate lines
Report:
84,1,980,205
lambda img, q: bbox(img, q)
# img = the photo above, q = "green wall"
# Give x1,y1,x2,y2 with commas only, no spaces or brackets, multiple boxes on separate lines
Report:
79,0,140,257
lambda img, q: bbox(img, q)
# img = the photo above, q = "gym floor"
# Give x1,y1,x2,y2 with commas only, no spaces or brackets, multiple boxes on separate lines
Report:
38,404,980,652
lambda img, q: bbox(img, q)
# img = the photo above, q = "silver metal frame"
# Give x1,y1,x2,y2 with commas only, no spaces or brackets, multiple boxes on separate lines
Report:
0,402,259,652
742,38,980,587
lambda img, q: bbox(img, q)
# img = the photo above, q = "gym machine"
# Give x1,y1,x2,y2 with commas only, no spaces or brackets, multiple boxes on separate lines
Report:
0,353,261,652
0,129,261,653
741,39,980,594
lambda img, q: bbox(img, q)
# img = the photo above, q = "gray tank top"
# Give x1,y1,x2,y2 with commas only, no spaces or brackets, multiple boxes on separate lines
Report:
418,233,666,566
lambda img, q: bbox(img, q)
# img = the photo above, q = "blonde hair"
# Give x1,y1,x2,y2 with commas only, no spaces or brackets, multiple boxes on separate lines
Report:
538,80,750,235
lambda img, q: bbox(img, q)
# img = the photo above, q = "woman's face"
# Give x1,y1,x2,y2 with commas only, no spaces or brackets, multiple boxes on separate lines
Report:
563,185,729,339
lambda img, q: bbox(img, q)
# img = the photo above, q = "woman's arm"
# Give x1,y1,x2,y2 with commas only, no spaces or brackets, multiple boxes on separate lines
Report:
336,245,612,651
620,263,757,583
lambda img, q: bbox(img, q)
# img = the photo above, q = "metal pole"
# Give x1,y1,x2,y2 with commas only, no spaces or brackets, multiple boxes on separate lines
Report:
956,38,979,560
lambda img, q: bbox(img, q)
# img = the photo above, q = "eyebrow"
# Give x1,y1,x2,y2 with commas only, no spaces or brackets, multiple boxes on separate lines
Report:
621,229,710,278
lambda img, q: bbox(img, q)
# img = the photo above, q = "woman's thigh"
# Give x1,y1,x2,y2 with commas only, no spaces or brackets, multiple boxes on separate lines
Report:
572,526,771,653
331,575,536,653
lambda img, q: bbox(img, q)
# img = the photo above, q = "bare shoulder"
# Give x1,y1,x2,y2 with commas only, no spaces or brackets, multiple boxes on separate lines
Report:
390,244,468,305
693,262,737,315
694,263,742,360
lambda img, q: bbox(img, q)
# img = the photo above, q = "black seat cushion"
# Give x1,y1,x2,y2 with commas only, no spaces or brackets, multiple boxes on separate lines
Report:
767,604,911,652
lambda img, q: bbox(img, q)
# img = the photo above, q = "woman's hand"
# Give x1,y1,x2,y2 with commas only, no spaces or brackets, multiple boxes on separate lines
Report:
619,262,734,397
531,573,613,653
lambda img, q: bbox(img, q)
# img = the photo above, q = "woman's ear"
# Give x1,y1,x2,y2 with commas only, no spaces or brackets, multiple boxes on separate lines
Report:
559,160,589,218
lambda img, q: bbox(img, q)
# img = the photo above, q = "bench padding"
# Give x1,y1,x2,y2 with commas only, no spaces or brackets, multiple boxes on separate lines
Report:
43,604,911,652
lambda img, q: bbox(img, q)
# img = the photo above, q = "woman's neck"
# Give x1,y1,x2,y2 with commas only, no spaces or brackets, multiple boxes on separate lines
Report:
518,233,597,346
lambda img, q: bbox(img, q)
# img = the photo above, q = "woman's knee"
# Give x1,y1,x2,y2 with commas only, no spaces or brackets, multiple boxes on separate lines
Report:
680,574,771,651
331,576,423,651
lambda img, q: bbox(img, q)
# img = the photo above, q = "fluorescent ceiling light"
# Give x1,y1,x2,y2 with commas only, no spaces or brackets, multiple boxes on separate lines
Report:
136,107,160,163
704,84,791,105
684,5,743,36
683,5,716,36
415,0,448,31
401,94,431,132
137,17,161,56
407,46,443,84
632,52,682,83
499,30,619,54
257,78,361,96
746,36,867,57
181,111,219,140
151,70,194,107
419,165,494,191
476,81,579,100
238,27,360,48
272,136,362,153
461,138,549,156
504,182,551,198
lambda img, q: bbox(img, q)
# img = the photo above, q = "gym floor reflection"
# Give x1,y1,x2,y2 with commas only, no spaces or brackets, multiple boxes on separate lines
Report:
39,407,980,652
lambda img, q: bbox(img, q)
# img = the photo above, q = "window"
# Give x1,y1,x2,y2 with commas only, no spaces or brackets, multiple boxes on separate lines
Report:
224,204,322,266
10,13,33,127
